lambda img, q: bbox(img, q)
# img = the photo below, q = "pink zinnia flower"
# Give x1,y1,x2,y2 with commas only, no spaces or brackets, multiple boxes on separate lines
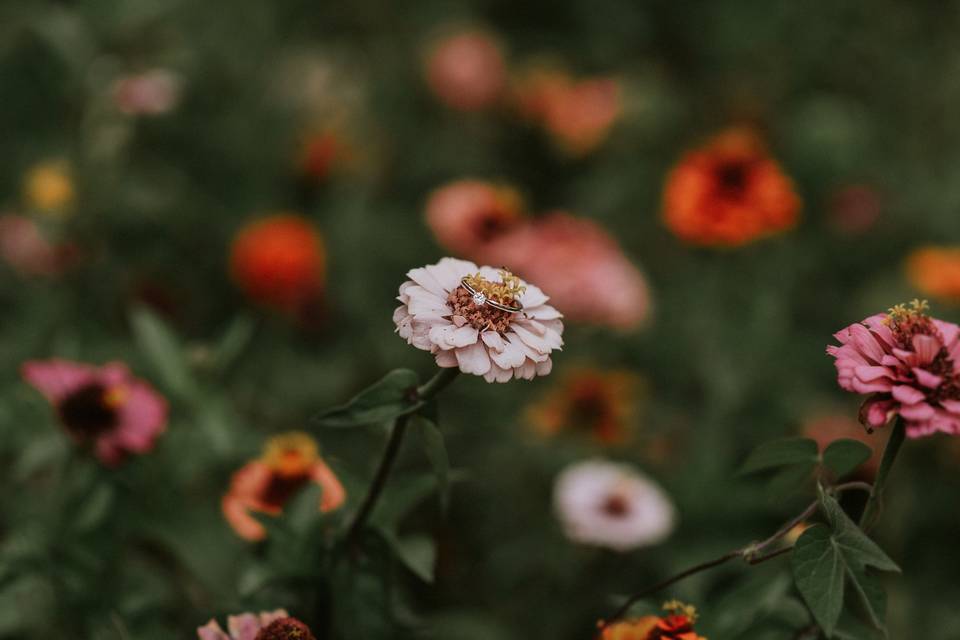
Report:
22,359,167,465
425,29,506,111
424,179,525,257
197,610,308,640
394,258,563,382
485,212,650,330
827,300,960,438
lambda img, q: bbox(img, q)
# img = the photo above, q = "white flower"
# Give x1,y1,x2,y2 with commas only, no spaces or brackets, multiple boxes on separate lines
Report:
553,459,675,552
393,257,564,382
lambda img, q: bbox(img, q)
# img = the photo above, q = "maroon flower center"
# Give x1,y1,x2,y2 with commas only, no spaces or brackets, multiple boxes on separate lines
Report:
600,492,631,518
58,383,117,438
254,617,316,640
473,210,511,242
261,472,311,510
448,285,514,332
714,159,751,197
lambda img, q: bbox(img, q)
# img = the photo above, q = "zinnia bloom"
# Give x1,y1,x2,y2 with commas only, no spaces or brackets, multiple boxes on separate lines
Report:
425,29,506,111
23,160,74,216
112,68,182,116
513,67,621,155
425,179,525,257
602,601,705,640
0,214,77,277
906,247,960,303
21,359,167,465
198,610,316,640
393,258,563,382
662,128,800,247
485,212,650,330
827,300,960,438
527,368,642,444
553,459,674,551
222,432,346,541
229,214,325,314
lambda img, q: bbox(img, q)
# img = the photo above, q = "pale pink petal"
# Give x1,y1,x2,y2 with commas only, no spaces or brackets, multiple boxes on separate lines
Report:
21,359,97,403
913,368,943,389
258,610,289,627
891,385,926,405
911,335,941,365
899,402,935,420
435,350,458,368
454,341,492,375
197,620,231,640
114,382,167,453
406,267,448,298
228,614,262,640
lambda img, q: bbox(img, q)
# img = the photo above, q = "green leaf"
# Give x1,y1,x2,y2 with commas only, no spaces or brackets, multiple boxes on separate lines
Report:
823,440,873,478
740,438,819,475
846,563,887,631
412,415,450,511
378,530,436,583
72,482,115,532
129,306,195,399
765,461,817,499
212,314,256,373
818,489,900,573
314,369,423,428
792,525,845,637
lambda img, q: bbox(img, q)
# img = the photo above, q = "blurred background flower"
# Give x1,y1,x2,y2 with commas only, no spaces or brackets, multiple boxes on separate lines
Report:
907,247,960,303
425,28,507,112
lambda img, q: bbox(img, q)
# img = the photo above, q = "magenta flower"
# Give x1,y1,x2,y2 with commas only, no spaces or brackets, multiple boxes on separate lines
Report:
22,359,168,465
827,301,960,438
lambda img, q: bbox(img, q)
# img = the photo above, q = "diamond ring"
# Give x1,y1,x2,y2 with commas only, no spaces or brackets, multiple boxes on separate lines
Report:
460,276,524,313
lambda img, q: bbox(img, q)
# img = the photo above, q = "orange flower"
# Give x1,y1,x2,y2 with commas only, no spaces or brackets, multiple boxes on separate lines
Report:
662,128,800,247
229,214,325,313
24,160,74,216
222,432,346,541
528,368,642,444
906,246,960,303
601,602,706,640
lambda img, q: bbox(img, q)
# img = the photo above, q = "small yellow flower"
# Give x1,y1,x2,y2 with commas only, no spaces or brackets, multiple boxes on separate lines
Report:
24,160,74,215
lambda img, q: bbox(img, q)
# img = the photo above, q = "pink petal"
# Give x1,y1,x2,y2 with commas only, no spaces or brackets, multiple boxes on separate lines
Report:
227,614,262,640
911,335,941,365
913,368,943,389
899,402,935,420
860,397,894,428
854,365,893,382
115,382,168,453
891,385,926,404
197,620,231,640
21,359,98,403
454,341,492,376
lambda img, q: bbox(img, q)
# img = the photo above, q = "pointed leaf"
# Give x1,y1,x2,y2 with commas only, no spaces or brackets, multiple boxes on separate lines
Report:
823,440,873,478
412,415,449,511
740,438,819,475
129,306,195,399
846,564,887,632
818,489,900,573
314,369,423,428
212,315,257,373
383,531,436,583
792,524,845,637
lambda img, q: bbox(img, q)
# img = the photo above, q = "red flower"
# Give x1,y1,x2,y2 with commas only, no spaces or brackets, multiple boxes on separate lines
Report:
662,128,800,247
229,214,325,313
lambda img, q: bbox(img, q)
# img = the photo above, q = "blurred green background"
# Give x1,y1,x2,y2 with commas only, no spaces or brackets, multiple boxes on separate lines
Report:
1,1,959,638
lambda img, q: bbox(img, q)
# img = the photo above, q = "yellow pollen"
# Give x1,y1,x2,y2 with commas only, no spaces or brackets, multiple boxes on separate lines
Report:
102,386,127,408
885,298,929,325
462,268,525,304
662,599,698,622
262,431,319,476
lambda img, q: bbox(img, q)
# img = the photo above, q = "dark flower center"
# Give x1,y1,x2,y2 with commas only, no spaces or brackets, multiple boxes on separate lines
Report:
254,617,316,640
58,383,117,438
569,384,610,425
261,472,311,509
715,160,750,195
474,210,510,242
600,493,630,518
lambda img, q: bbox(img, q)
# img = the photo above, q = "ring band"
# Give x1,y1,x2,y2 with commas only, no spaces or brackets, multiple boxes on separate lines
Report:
461,277,524,313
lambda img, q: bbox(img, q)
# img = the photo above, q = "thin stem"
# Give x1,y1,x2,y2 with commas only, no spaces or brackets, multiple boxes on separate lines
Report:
345,369,460,545
859,417,906,531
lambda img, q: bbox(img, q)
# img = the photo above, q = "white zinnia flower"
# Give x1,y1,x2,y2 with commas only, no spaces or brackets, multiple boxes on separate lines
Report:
553,459,675,552
393,257,563,382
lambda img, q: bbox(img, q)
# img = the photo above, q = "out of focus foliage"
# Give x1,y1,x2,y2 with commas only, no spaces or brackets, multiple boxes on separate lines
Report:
2,1,960,639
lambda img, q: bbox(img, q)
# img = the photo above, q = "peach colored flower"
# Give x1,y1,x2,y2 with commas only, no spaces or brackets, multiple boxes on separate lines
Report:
906,246,960,303
229,214,325,314
22,359,167,465
662,128,800,247
527,368,642,444
394,259,563,382
112,68,182,116
553,459,675,552
197,610,291,640
485,212,650,330
222,432,346,541
827,300,960,438
0,214,77,277
602,602,705,640
425,179,525,257
23,160,74,216
425,29,506,111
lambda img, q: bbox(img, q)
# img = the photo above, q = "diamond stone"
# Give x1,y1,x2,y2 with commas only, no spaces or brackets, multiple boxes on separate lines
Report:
471,291,487,306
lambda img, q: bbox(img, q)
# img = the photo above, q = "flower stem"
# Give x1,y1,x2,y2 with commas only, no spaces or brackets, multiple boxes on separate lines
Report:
858,416,906,531
345,368,459,545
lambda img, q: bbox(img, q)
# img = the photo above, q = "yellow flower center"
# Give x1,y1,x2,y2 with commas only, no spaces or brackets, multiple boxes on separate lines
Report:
262,431,318,477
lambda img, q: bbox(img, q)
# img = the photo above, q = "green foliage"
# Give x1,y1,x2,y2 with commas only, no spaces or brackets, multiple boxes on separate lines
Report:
315,369,424,428
739,437,819,475
822,440,873,479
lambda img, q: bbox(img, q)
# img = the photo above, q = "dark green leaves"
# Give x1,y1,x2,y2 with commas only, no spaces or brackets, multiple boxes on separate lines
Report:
791,489,899,637
129,306,196,400
823,440,873,479
315,369,423,428
740,438,818,474
412,414,450,510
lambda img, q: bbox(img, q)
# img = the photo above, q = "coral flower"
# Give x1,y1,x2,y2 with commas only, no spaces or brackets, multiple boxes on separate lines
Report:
198,610,316,640
425,29,506,111
23,160,74,216
602,601,706,640
486,212,650,330
394,258,563,382
229,214,325,314
553,459,675,552
21,359,167,465
513,67,621,155
662,128,800,247
528,368,642,444
425,179,525,257
827,300,960,438
112,68,182,116
906,246,960,303
0,214,77,277
222,432,346,541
